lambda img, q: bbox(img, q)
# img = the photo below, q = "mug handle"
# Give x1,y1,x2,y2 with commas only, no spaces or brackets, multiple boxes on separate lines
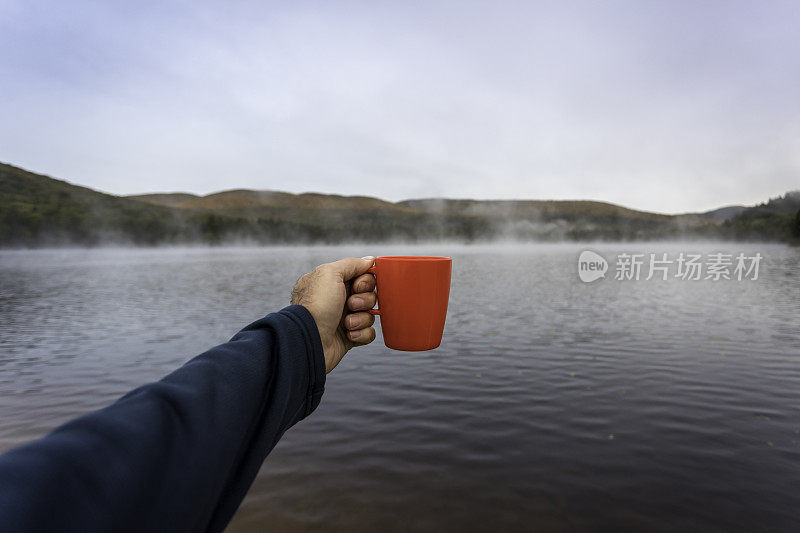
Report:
367,265,380,315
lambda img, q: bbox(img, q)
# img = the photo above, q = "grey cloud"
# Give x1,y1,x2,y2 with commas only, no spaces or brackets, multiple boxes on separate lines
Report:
1,0,799,213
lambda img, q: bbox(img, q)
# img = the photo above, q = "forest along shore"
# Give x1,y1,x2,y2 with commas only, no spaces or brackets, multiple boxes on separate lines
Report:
2,162,799,247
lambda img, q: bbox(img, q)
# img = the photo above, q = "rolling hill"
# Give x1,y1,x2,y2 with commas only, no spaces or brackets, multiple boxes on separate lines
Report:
1,161,798,247
127,189,715,242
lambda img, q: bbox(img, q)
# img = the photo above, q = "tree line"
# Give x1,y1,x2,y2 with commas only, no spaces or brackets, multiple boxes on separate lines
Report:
2,163,798,247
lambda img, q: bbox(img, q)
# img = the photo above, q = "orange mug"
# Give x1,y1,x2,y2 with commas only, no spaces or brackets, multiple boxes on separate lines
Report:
367,256,452,351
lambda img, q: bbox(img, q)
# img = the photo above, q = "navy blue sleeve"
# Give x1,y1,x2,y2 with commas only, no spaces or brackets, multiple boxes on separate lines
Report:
0,304,326,533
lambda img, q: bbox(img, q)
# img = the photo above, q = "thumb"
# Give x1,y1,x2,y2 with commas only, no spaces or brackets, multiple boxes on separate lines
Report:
328,256,375,282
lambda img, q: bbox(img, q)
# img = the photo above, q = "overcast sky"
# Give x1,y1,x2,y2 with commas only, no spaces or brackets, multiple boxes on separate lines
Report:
2,0,799,213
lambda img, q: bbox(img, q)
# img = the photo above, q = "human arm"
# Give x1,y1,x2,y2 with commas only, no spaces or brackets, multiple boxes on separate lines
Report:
0,256,377,532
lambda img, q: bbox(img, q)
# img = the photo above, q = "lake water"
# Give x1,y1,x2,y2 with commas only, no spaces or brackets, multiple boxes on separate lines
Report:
1,243,799,531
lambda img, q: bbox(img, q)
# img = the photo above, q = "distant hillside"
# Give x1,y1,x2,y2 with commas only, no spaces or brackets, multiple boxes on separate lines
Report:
126,193,200,209
129,188,714,242
0,162,193,246
1,162,798,247
131,190,404,213
399,198,670,220
696,205,748,221
0,163,351,246
720,191,800,243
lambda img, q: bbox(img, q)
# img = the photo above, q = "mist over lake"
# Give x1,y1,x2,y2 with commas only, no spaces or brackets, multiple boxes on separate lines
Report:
3,163,799,249
1,243,799,531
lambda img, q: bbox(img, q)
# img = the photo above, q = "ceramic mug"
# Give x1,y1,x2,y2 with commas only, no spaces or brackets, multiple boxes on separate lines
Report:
367,256,452,351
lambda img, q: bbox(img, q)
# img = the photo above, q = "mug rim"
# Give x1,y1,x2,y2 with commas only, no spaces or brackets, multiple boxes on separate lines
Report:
376,256,451,261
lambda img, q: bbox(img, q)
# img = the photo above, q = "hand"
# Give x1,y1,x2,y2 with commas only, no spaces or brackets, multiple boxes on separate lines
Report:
290,256,378,373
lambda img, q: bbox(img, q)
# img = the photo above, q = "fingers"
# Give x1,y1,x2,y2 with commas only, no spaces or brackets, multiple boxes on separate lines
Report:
351,273,376,293
345,278,377,345
347,325,376,345
326,256,374,282
344,311,374,330
347,290,376,312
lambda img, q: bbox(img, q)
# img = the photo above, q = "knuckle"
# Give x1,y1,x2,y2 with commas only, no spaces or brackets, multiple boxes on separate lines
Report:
314,263,330,274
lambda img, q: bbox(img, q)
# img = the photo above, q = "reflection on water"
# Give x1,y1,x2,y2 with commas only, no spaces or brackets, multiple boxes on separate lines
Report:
1,243,799,531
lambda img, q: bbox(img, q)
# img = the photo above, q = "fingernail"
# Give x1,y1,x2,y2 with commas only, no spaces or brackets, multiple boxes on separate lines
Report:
362,256,374,261
350,330,362,340
347,315,358,328
351,296,364,308
356,281,367,292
